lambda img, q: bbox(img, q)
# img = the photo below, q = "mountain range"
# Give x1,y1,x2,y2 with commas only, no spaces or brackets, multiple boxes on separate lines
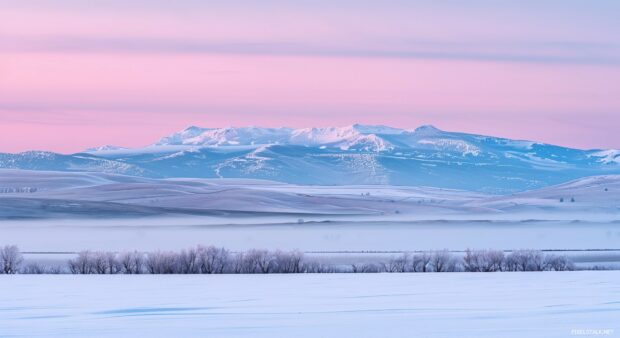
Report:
1,124,619,193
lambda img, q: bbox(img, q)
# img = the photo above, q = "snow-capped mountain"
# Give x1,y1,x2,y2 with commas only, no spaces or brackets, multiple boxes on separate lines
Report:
154,124,400,151
84,145,129,153
156,126,293,147
1,125,619,193
151,124,522,154
152,124,488,153
0,151,145,176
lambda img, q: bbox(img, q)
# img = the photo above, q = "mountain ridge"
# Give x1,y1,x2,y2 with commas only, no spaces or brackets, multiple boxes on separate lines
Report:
149,124,533,153
1,124,618,193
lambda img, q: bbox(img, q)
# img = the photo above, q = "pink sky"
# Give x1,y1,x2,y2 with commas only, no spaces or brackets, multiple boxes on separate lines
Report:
1,1,619,153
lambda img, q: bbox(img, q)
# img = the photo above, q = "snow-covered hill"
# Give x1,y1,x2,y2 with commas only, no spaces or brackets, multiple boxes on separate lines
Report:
1,125,619,193
0,170,618,219
470,174,620,213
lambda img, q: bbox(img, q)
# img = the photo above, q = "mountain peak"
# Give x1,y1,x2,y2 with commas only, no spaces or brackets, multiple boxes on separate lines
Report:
414,124,441,133
183,125,204,132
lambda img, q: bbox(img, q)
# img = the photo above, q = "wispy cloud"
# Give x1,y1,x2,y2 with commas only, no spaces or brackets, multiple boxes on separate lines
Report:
1,0,619,152
3,35,620,66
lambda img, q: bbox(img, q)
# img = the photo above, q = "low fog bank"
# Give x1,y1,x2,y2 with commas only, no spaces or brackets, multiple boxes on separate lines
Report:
2,218,619,253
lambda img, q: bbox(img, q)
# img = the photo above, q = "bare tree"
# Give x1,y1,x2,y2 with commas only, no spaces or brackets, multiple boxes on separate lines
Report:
91,252,109,274
146,251,179,274
178,247,199,274
231,252,246,273
351,263,381,273
68,251,95,274
412,252,432,272
463,249,481,272
21,262,46,274
463,249,505,272
119,251,145,274
244,249,274,273
196,246,230,274
486,250,505,272
0,245,23,274
303,260,339,273
90,251,121,274
429,250,454,272
544,254,574,271
529,251,546,271
273,250,304,273
503,252,520,271
384,253,409,273
505,250,545,271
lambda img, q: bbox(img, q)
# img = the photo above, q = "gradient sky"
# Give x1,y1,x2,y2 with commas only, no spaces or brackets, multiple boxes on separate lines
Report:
1,0,619,153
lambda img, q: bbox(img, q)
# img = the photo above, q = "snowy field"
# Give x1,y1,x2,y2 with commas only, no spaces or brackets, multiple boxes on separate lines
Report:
1,170,619,220
0,272,618,338
2,170,619,268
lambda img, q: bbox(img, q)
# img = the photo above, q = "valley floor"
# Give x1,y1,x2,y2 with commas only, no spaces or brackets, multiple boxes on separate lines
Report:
0,272,618,338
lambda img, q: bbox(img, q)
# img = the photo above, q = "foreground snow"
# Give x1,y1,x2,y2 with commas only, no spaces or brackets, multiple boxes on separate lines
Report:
0,272,618,337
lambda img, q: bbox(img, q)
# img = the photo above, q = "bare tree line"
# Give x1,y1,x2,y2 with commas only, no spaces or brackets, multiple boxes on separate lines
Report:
463,249,574,272
0,245,575,274
351,249,573,273
0,187,38,193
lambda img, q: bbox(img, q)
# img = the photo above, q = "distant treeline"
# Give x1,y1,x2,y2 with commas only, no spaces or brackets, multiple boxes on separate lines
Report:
0,187,38,193
0,245,579,275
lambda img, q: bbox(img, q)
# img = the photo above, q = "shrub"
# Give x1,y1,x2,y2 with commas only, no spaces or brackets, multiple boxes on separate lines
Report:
0,245,23,274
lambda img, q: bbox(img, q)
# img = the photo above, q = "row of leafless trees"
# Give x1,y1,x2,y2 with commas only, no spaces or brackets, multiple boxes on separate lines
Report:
349,249,573,273
0,245,574,274
372,249,462,273
0,187,37,193
463,249,574,272
70,247,306,274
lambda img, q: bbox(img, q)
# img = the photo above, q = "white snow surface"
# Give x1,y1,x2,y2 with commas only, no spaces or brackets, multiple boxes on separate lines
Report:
152,124,490,155
146,124,617,162
590,149,620,164
0,169,494,217
0,272,618,338
1,169,619,218
416,138,481,156
83,145,129,153
149,124,487,153
153,124,403,151
1,170,619,253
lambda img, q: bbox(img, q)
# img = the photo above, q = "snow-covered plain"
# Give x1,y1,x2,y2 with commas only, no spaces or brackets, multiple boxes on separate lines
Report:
1,170,619,262
0,272,618,338
1,169,619,219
